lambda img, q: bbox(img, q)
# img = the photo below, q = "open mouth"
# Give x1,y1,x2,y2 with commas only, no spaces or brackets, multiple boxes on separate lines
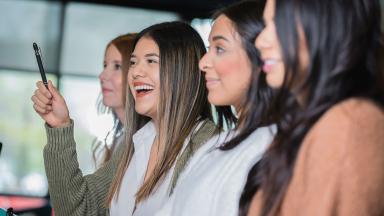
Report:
134,84,154,97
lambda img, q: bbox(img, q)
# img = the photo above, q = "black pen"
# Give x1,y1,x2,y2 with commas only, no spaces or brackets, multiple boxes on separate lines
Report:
33,42,48,88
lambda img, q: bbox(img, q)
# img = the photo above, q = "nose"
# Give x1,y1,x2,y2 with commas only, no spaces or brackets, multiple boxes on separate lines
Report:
129,62,145,79
99,67,109,82
199,52,211,73
255,27,269,51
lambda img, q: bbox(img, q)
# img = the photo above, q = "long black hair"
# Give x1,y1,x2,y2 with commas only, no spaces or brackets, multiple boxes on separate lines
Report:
240,0,384,215
213,0,276,151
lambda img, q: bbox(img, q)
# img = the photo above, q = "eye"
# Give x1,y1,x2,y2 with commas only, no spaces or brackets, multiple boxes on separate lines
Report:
147,59,158,64
215,46,225,54
130,59,136,66
103,62,107,69
114,63,121,70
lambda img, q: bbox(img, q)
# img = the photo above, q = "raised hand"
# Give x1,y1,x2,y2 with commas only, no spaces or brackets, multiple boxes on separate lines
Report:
31,80,71,128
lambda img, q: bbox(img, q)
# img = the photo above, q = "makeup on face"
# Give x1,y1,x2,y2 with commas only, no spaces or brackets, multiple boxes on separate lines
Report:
132,81,155,98
256,0,310,91
199,15,252,111
128,37,160,119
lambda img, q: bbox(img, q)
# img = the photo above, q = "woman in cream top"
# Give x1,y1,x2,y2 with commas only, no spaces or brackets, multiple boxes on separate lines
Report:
156,1,275,215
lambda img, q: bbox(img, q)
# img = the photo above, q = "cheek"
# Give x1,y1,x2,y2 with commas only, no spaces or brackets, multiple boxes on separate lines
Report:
266,63,285,88
213,58,237,77
210,58,252,106
111,72,122,88
215,57,251,88
127,78,135,98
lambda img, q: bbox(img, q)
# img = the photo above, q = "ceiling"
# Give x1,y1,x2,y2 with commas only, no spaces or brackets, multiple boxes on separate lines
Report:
60,0,240,19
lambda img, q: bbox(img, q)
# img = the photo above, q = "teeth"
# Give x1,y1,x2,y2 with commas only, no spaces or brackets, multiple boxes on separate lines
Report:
264,59,278,65
134,85,154,91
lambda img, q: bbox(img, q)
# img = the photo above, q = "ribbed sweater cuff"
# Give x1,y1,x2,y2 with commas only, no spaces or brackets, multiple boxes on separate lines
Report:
45,119,75,152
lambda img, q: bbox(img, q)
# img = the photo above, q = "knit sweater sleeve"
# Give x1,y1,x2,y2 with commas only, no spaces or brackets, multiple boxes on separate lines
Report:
43,120,122,216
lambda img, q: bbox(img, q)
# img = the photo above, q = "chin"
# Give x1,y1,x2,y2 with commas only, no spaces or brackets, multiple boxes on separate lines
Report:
266,76,283,89
134,107,151,118
208,95,228,106
102,101,112,107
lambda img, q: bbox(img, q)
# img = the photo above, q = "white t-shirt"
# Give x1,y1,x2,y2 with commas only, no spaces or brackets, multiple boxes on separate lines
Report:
155,125,275,216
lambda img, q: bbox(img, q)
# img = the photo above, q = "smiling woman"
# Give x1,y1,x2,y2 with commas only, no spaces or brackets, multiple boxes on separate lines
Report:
128,37,160,119
107,21,236,216
243,0,384,215
154,1,276,216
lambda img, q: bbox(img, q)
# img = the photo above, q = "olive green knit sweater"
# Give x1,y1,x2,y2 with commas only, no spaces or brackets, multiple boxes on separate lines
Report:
44,119,217,216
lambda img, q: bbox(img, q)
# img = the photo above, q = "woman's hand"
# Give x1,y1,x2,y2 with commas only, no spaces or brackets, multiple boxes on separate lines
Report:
31,80,71,128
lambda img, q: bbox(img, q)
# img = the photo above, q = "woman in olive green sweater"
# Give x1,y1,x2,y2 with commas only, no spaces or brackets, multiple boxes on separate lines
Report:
32,22,235,216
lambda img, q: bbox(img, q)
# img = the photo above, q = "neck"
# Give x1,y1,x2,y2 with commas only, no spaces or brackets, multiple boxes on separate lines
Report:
114,107,125,124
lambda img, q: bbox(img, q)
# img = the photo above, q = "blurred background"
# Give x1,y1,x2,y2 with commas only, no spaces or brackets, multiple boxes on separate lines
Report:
0,0,384,215
0,0,238,214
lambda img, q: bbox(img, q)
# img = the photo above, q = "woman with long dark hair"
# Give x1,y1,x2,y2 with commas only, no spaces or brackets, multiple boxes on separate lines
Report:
242,0,384,215
155,1,276,216
106,21,234,216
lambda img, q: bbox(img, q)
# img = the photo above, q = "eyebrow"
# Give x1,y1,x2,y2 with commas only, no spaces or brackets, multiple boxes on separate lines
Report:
131,53,159,58
212,35,229,42
145,53,159,58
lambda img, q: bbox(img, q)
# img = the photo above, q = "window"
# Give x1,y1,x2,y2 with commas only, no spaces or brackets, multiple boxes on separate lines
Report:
0,0,180,198
0,70,56,196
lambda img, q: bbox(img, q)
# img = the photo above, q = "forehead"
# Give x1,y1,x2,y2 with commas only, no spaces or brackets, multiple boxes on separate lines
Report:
209,15,236,41
105,44,121,59
133,37,159,55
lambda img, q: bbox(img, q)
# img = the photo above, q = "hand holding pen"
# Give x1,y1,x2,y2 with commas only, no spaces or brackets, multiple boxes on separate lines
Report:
31,42,71,127
31,80,71,128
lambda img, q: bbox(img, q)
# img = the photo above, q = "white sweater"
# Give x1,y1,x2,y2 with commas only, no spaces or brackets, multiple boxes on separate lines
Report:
155,125,275,216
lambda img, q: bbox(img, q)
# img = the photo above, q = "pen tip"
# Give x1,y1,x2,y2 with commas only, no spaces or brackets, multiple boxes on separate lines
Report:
33,42,38,50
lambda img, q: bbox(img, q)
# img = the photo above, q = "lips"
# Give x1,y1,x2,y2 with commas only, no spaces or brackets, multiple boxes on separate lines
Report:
205,77,220,89
101,87,113,94
261,59,279,73
133,82,155,98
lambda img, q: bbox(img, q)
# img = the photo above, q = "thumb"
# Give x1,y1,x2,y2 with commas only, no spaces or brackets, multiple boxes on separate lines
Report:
47,80,61,99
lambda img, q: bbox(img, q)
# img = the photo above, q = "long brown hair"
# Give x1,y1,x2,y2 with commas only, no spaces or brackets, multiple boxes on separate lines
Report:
92,33,137,167
106,21,235,205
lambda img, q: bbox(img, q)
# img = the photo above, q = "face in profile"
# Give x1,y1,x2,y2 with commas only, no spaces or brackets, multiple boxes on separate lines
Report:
255,0,285,89
199,15,252,111
256,0,309,90
99,44,124,110
128,37,160,119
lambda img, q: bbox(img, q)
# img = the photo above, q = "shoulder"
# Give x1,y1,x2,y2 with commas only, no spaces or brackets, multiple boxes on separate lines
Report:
190,119,219,147
283,98,384,215
302,97,384,166
309,98,383,139
327,97,383,123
